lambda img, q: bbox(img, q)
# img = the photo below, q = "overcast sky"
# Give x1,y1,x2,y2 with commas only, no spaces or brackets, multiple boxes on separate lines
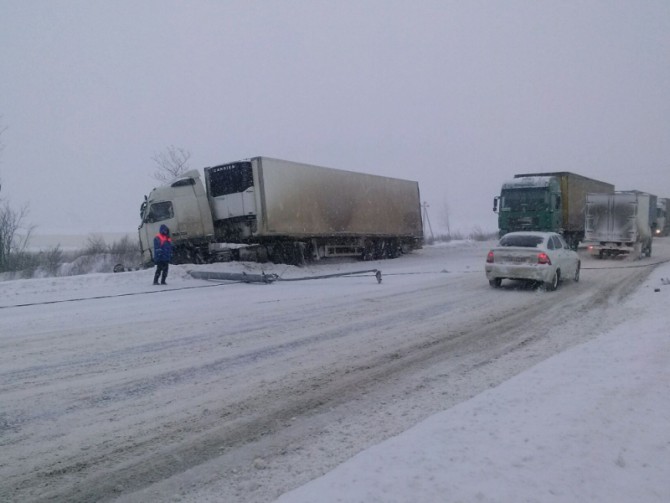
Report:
1,0,668,235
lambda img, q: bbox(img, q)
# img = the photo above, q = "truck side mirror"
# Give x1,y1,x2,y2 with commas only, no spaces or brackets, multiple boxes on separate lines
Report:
555,196,561,210
493,196,499,213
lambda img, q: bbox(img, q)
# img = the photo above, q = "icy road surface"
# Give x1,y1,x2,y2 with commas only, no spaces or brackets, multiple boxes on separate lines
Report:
1,240,668,502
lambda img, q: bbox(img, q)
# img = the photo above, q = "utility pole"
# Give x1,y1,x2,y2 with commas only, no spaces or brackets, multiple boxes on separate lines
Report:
421,201,434,240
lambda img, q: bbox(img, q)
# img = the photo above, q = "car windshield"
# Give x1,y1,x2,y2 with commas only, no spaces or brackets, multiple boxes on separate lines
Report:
499,234,544,248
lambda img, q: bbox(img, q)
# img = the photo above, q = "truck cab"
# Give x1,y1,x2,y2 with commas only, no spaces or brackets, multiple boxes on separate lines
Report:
138,170,214,266
494,176,562,236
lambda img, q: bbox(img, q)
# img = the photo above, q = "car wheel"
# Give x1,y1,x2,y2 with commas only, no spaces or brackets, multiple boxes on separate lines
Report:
574,261,580,282
544,270,559,291
489,278,502,288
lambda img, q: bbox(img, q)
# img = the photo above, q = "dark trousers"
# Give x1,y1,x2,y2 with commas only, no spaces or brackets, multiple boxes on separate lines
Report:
154,261,169,284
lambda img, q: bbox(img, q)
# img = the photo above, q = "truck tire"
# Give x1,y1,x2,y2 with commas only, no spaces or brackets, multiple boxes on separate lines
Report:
193,249,205,264
574,261,581,282
544,270,559,291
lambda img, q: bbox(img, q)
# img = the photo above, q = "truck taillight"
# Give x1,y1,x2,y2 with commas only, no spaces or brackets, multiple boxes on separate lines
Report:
537,252,551,265
486,251,495,263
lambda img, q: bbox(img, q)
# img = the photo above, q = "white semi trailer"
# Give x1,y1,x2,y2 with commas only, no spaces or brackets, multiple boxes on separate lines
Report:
139,157,423,266
584,191,655,258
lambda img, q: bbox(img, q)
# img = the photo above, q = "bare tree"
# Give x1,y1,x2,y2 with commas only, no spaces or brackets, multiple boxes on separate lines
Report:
151,145,192,184
0,115,6,159
0,118,6,264
0,202,34,272
83,233,108,255
0,119,7,266
0,115,5,193
39,245,63,277
0,118,36,272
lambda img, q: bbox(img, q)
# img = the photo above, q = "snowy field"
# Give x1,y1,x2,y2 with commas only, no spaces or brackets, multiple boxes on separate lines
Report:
1,239,669,502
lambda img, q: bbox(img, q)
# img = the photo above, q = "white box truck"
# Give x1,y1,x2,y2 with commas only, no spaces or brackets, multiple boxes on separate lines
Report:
584,191,655,258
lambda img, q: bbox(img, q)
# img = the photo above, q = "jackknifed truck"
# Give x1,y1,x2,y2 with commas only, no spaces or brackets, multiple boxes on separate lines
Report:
139,157,423,266
584,191,656,258
493,171,614,248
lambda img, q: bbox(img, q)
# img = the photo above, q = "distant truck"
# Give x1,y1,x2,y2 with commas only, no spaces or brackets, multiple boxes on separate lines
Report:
139,157,423,266
584,191,655,258
493,172,614,248
656,198,670,237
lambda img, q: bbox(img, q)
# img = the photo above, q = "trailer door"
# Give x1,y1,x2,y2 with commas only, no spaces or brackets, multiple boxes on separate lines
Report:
586,193,637,242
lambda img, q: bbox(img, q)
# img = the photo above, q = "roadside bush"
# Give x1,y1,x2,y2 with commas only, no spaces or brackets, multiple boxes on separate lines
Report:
22,246,64,278
468,226,498,241
108,235,142,266
62,234,141,276
427,231,465,244
2,250,40,278
83,234,108,255
425,227,496,245
41,245,64,276
0,234,142,280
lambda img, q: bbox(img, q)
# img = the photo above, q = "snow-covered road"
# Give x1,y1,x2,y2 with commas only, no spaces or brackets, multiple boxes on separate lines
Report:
1,239,668,502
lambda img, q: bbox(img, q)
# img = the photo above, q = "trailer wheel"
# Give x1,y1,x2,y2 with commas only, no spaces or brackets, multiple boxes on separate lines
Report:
270,242,306,266
362,240,377,261
574,261,580,282
193,249,205,264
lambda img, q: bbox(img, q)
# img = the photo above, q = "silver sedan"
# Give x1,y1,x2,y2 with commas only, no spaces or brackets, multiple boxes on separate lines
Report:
485,231,581,291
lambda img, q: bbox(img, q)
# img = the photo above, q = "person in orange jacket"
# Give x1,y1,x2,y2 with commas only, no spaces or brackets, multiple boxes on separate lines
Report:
153,224,172,285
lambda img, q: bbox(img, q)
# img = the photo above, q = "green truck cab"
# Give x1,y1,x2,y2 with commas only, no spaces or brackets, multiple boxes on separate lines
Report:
494,172,614,248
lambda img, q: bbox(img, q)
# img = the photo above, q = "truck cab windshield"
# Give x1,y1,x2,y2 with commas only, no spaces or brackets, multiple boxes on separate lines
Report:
144,201,174,223
501,189,548,212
